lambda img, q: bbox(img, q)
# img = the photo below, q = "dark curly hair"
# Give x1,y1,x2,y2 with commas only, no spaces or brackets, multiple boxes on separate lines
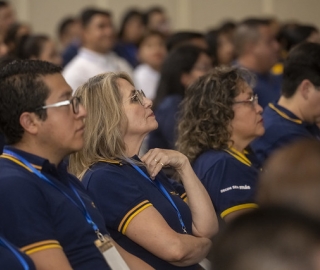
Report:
176,66,253,163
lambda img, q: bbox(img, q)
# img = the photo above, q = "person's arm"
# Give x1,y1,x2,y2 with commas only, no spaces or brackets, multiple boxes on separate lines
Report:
112,239,154,270
28,248,73,270
125,205,212,267
141,148,218,238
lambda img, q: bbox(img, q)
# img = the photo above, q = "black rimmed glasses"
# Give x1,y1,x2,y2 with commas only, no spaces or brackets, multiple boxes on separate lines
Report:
127,90,146,106
234,94,258,107
36,96,81,114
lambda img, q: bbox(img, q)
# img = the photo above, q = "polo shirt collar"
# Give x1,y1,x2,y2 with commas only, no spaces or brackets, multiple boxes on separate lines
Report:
2,146,66,173
269,103,304,124
78,47,114,65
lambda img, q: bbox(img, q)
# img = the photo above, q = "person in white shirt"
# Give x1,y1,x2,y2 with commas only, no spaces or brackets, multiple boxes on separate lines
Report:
133,31,167,100
63,8,132,91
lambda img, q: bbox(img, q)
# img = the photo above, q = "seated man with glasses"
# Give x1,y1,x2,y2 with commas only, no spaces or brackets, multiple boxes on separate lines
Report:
0,60,152,270
251,42,320,165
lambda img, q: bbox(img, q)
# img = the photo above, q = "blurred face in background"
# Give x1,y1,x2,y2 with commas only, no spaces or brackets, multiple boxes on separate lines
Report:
252,25,279,72
122,15,145,44
0,4,15,36
181,52,212,87
39,39,62,66
138,34,167,71
148,11,170,35
82,14,115,53
217,33,235,66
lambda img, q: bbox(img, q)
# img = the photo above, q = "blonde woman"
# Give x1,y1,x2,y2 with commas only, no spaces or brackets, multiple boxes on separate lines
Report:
177,67,264,223
69,72,217,269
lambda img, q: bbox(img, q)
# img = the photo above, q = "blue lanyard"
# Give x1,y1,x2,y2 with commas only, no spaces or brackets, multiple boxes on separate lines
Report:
2,150,102,239
0,237,30,270
129,161,187,234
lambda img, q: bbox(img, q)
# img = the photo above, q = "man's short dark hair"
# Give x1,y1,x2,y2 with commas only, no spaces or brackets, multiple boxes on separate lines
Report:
0,60,62,145
80,8,111,28
0,1,9,9
282,42,320,98
210,207,320,270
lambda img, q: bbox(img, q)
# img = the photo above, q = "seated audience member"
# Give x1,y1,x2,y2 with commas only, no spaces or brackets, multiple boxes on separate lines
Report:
234,18,282,108
166,31,208,51
0,235,36,270
0,1,15,41
273,23,320,75
257,139,320,220
206,26,235,66
177,67,264,223
4,22,31,55
63,8,132,91
69,72,217,269
210,207,320,270
251,42,320,165
17,34,62,66
114,9,145,68
57,17,81,67
143,6,170,36
0,60,152,270
148,45,212,150
133,30,167,100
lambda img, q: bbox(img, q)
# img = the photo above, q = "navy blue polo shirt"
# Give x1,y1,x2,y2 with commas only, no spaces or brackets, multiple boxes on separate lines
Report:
0,146,111,270
251,103,320,165
148,94,183,150
82,157,197,270
192,148,259,220
0,236,36,270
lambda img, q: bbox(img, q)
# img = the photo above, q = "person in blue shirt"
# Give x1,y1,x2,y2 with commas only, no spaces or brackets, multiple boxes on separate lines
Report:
251,42,320,165
0,235,36,270
148,45,212,150
177,67,264,223
0,60,151,270
69,71,218,269
233,18,282,108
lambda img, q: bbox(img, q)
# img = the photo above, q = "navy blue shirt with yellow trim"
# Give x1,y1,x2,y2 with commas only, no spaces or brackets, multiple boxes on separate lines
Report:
82,156,196,270
0,236,36,270
251,102,320,165
0,146,111,270
192,148,259,220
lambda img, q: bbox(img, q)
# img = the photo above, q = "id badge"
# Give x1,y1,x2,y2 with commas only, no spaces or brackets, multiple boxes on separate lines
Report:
95,235,130,270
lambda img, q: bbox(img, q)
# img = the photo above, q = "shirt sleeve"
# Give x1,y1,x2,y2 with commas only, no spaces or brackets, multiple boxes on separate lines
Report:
0,175,62,253
85,167,152,235
202,158,258,219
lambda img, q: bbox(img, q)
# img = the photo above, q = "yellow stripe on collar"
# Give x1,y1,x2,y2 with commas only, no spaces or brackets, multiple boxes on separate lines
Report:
0,154,42,171
269,103,302,124
224,147,251,167
97,159,122,165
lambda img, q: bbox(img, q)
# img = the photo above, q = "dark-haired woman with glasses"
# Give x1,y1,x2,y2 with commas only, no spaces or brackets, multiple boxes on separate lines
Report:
69,72,218,269
177,67,264,223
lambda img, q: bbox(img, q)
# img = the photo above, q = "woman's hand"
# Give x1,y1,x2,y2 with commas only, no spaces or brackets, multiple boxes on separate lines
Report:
141,148,189,179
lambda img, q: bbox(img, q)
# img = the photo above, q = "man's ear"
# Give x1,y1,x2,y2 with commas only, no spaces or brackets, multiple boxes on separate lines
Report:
299,79,313,100
19,112,41,135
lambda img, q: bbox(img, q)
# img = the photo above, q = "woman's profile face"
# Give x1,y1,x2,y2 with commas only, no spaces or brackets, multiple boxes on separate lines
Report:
230,82,264,144
118,78,158,138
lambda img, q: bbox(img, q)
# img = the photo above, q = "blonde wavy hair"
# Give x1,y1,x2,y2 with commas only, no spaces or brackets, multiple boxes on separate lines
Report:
68,72,134,178
176,67,254,163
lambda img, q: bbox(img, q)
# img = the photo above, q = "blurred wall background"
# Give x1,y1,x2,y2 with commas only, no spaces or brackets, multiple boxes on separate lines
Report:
10,0,320,38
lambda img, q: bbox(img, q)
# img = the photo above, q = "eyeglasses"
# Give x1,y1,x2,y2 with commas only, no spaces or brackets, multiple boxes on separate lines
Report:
36,96,81,114
126,90,146,106
234,94,258,106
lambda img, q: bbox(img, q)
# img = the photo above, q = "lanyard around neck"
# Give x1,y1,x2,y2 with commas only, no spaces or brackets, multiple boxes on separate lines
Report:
128,161,187,234
0,237,29,270
1,150,103,240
